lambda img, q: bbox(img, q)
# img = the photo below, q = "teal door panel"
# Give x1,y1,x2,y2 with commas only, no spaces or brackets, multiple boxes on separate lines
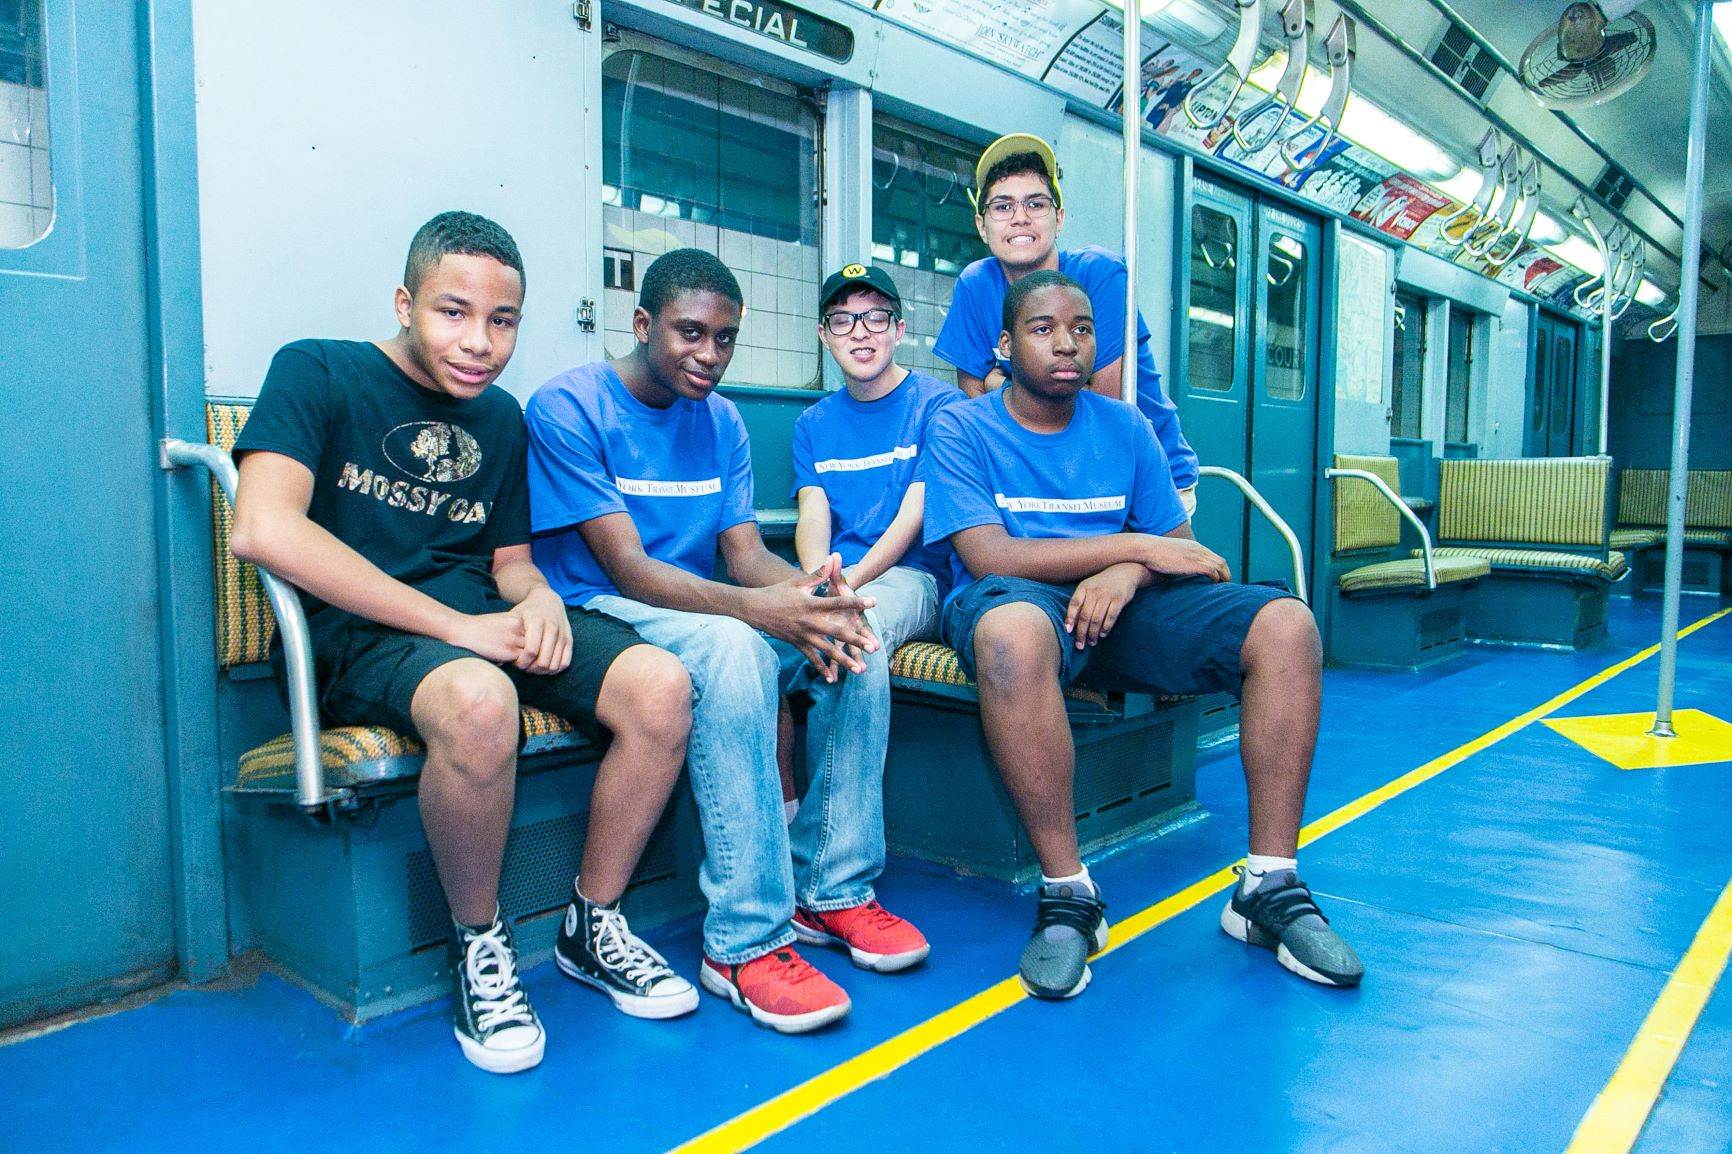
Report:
1179,181,1252,575
0,4,178,1026
1175,179,1320,591
1247,208,1320,587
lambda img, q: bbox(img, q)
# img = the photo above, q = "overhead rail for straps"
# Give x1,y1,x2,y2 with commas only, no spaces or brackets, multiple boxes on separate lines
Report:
1232,0,1309,152
1197,466,1308,603
160,437,344,815
1324,467,1438,589
1278,14,1355,169
1184,0,1263,132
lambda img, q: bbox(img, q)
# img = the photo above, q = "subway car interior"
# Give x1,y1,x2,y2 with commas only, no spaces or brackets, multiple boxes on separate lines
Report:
5,0,1732,1150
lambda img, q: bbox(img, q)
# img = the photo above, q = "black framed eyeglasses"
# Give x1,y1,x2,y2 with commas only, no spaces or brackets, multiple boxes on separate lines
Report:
823,308,897,336
982,194,1056,221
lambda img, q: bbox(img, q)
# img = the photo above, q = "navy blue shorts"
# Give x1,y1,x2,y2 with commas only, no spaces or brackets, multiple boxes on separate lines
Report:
941,574,1293,698
304,606,645,745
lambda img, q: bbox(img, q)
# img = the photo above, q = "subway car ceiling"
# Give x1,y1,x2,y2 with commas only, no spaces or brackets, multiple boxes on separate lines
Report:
611,0,1732,327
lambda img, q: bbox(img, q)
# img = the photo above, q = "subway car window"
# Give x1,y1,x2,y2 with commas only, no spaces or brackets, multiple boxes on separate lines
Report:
1391,291,1426,439
871,116,986,387
600,47,822,387
1445,308,1473,445
1264,233,1308,402
1187,205,1238,394
1531,324,1550,437
0,0,50,248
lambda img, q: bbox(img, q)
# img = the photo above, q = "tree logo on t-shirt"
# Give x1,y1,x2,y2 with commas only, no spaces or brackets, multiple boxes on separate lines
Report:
384,422,483,483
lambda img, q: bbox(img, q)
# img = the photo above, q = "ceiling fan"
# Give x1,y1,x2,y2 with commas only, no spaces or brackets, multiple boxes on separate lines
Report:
1517,0,1657,110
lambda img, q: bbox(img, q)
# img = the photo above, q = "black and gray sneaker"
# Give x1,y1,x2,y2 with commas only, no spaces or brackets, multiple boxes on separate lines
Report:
1220,867,1364,987
449,911,545,1074
1018,880,1109,999
555,887,699,1020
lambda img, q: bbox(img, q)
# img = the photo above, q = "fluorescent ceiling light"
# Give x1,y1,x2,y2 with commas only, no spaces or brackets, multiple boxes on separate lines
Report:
1436,168,1485,203
1103,0,1226,40
1715,4,1732,55
1636,278,1667,307
1244,55,1457,180
1545,234,1605,279
1528,211,1568,245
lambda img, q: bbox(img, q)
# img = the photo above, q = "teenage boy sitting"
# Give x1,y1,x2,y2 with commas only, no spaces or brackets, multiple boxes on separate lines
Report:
933,133,1201,515
792,263,961,655
921,269,1363,1000
231,212,699,1075
524,248,929,1036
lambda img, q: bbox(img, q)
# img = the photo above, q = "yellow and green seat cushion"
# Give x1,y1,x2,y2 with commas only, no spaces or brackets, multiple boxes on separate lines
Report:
235,705,593,790
1338,554,1490,596
1438,457,1610,547
888,641,1172,711
1331,455,1404,553
208,402,278,668
1417,547,1628,582
1618,469,1732,530
1611,527,1663,550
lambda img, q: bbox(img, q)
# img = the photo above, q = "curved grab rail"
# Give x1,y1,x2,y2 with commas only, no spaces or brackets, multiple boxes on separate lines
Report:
1483,158,1542,271
1463,146,1523,258
1232,0,1308,152
1197,465,1308,603
1184,0,1263,131
1648,305,1678,342
1324,468,1437,590
162,438,343,815
1436,130,1503,247
1277,15,1355,171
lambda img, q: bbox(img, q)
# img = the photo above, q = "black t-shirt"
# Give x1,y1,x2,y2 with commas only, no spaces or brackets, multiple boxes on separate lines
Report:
234,338,531,651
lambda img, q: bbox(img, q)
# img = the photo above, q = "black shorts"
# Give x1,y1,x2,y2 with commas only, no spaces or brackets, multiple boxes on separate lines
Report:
311,606,645,745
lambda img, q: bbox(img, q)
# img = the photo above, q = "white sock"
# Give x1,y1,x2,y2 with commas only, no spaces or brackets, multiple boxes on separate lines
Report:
1041,866,1096,897
1242,854,1298,894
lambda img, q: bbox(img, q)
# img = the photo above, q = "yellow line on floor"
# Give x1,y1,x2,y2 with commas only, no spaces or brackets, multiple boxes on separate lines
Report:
668,608,1732,1154
1563,875,1732,1154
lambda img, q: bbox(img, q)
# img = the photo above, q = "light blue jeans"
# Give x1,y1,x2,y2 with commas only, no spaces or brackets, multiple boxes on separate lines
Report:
859,565,941,656
587,594,891,964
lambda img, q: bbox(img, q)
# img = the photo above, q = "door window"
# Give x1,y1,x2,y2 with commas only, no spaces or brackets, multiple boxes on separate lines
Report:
1186,206,1239,394
1551,332,1575,445
601,45,822,387
871,116,986,387
1391,291,1426,439
1264,233,1308,401
0,1,50,248
1445,309,1473,444
1531,319,1550,437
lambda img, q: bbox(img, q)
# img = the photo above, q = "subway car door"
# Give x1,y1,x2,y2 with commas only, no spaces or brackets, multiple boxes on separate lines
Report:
0,5,178,1025
1179,178,1320,588
1529,311,1581,457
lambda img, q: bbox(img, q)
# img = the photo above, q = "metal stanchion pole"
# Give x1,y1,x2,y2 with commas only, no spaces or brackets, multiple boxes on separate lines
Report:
1122,2,1140,411
1648,0,1714,738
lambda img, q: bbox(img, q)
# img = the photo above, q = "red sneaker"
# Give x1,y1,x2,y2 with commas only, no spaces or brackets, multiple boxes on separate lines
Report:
793,900,931,972
699,947,851,1034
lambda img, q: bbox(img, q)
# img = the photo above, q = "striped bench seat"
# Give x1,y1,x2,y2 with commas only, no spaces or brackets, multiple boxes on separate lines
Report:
234,705,594,792
1611,527,1663,550
1338,554,1490,595
1419,546,1628,582
890,641,1191,710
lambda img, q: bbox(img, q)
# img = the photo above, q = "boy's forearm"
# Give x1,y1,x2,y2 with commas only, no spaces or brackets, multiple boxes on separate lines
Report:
957,531,1154,585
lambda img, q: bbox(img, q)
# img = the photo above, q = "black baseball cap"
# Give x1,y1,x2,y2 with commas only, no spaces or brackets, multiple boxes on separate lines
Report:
819,263,902,313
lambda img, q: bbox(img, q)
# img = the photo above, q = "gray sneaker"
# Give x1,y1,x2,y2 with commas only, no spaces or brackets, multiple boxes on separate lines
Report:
1220,867,1364,987
1018,881,1109,999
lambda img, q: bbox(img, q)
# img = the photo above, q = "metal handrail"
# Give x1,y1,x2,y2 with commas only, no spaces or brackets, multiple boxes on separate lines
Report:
1232,0,1308,152
1324,468,1437,590
1462,146,1523,258
1197,465,1308,603
1277,15,1355,170
1184,0,1263,131
1436,130,1503,247
162,438,340,814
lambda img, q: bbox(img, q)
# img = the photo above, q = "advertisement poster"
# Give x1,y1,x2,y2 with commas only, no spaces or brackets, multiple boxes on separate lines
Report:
1336,231,1389,405
1352,174,1452,240
866,0,1101,77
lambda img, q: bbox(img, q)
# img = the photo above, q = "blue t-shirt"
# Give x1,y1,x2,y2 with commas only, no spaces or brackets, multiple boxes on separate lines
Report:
933,245,1199,490
525,361,756,606
921,388,1189,607
789,369,961,582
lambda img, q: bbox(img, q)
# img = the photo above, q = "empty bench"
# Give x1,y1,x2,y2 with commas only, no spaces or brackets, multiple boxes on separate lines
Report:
1613,468,1732,595
1323,454,1489,670
1426,456,1627,649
